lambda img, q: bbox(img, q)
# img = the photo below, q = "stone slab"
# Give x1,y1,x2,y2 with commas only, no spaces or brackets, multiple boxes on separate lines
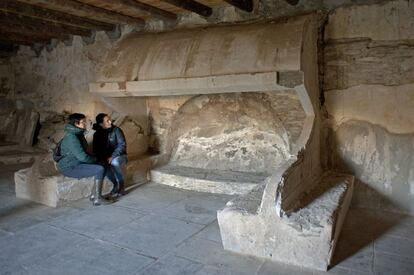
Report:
28,237,154,275
91,72,291,97
175,237,264,275
48,205,144,239
137,255,203,275
151,165,266,195
15,167,113,208
0,223,86,274
218,172,354,271
374,252,414,275
115,183,188,213
100,215,205,258
155,194,231,225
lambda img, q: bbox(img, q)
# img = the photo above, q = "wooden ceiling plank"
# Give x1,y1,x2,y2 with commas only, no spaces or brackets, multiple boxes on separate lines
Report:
78,0,177,21
0,12,90,38
223,0,253,12
161,0,212,17
0,0,114,31
15,0,144,25
0,31,50,45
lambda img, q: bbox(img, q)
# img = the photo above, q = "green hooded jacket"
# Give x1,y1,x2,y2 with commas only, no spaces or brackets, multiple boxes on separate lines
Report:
57,124,97,171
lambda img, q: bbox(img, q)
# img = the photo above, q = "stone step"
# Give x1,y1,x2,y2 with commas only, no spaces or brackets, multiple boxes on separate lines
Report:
150,165,268,195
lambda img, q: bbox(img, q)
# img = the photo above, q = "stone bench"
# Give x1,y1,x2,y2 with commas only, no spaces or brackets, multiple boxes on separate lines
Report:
15,155,152,207
217,171,354,271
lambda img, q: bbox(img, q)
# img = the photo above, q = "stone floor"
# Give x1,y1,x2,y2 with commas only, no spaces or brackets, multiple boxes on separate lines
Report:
1,164,414,275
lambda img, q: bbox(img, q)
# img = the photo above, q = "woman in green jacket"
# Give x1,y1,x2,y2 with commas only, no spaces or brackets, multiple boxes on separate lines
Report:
57,113,110,206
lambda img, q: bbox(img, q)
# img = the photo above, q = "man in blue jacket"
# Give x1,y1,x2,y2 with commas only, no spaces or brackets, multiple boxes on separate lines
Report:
57,113,110,206
93,113,128,198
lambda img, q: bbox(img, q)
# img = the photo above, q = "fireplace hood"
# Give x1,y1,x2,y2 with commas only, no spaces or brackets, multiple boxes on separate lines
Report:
89,15,319,113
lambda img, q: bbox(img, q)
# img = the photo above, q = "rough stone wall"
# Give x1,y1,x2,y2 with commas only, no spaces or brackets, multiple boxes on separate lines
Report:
6,31,149,152
11,34,114,119
0,59,14,140
323,0,414,214
0,58,13,98
164,92,304,174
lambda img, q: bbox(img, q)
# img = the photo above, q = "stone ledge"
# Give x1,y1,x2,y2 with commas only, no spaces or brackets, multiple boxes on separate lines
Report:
150,165,267,195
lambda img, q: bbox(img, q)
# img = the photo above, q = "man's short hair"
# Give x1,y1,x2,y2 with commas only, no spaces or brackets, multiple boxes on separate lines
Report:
67,113,86,126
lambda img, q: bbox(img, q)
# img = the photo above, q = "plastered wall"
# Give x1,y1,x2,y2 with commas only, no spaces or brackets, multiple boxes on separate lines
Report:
324,0,414,214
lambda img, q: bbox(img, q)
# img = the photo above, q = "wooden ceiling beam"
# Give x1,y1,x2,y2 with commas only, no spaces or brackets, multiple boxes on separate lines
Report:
285,0,299,5
77,0,177,21
161,0,212,17
0,12,90,38
0,0,114,31
224,0,253,12
15,0,144,25
0,31,50,45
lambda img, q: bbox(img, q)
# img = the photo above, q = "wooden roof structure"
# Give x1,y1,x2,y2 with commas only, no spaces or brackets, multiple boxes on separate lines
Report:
0,0,299,54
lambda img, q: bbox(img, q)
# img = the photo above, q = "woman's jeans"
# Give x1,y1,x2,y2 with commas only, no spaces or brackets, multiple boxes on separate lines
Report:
105,155,128,190
61,163,106,180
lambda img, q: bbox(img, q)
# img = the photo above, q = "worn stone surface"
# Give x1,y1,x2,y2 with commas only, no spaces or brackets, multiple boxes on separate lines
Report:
0,59,13,98
151,165,267,195
3,163,412,274
218,172,354,271
325,0,414,41
329,120,414,214
324,39,414,91
14,152,151,207
167,93,298,174
324,0,414,215
325,84,414,134
97,18,307,83
15,166,112,207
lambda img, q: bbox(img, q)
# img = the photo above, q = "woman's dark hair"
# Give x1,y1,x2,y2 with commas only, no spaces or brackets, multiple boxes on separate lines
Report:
67,113,86,126
93,113,108,130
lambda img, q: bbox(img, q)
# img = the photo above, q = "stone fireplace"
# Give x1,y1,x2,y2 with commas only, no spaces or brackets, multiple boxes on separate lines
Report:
90,14,354,271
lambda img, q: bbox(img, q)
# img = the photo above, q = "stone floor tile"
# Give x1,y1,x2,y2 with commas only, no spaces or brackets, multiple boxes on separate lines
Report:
383,217,414,240
101,214,205,258
0,200,48,233
374,235,414,259
322,265,372,275
48,205,144,238
175,237,263,275
257,260,313,275
137,255,203,275
114,186,188,213
27,238,154,275
194,220,222,243
333,243,374,273
195,265,253,275
154,195,228,225
0,223,86,274
374,252,414,275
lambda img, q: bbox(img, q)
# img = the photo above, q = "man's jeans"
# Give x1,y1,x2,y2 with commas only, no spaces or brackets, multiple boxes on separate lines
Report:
106,155,128,188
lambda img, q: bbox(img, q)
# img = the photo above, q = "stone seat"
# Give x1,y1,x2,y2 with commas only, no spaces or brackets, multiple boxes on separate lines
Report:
15,167,114,207
217,171,354,271
150,165,268,195
14,154,153,207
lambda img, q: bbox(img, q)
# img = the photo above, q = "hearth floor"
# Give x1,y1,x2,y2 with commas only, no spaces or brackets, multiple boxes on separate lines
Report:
1,163,413,275
151,165,268,195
